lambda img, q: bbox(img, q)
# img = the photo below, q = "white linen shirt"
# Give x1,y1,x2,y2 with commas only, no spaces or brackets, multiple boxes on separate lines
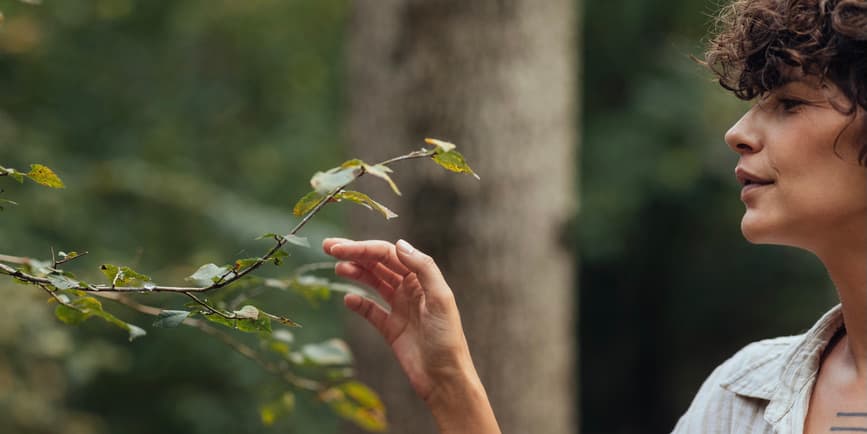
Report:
671,304,845,434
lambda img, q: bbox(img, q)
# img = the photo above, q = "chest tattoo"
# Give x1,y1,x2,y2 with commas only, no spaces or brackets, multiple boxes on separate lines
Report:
831,412,867,432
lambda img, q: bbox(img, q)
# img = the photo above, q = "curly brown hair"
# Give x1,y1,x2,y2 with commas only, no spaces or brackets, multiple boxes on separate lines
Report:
705,0,867,163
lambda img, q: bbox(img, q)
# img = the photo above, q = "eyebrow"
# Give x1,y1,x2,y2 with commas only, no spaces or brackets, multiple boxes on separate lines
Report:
776,79,825,94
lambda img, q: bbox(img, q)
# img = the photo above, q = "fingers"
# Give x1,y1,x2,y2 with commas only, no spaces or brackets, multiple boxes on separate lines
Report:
322,237,352,254
334,261,398,300
344,293,389,336
324,238,412,276
394,239,451,299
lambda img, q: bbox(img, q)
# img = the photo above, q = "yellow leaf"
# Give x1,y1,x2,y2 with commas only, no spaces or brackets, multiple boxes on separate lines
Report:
293,191,325,217
364,163,401,196
336,190,398,220
432,150,480,180
321,381,387,432
26,164,65,188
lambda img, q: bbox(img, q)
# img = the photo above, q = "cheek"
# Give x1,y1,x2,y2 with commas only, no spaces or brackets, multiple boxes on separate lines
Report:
782,163,867,225
740,165,866,244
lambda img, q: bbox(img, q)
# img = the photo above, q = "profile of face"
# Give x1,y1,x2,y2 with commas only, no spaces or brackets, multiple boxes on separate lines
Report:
724,77,867,254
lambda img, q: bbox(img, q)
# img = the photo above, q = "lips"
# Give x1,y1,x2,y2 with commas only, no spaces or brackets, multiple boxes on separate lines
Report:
735,167,774,187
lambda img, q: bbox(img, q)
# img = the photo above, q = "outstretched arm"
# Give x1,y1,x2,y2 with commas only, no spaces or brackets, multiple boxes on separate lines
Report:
323,238,501,434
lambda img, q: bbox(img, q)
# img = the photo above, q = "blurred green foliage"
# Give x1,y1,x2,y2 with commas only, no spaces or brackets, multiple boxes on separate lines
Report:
0,0,354,433
580,0,837,433
1,1,844,433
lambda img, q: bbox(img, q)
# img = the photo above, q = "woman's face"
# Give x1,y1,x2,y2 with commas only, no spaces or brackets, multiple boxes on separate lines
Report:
724,78,867,252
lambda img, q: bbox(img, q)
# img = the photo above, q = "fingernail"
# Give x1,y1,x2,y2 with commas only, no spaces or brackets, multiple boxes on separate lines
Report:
396,239,415,255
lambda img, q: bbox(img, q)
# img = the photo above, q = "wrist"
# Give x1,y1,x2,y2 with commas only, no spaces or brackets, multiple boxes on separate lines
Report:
425,361,500,434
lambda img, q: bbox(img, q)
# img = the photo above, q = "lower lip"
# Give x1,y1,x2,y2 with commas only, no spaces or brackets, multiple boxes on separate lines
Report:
741,183,773,200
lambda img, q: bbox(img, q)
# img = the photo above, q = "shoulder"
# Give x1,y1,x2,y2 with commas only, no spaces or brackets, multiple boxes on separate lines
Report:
718,335,801,384
670,334,802,433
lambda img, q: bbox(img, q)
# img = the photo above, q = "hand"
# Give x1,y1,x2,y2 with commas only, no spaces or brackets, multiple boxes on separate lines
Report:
322,238,473,403
323,238,500,434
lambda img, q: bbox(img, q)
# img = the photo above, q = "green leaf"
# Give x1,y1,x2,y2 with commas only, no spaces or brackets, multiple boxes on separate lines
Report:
54,303,88,325
26,164,65,188
335,190,397,220
256,233,309,249
153,310,191,328
424,137,457,153
54,295,147,341
267,275,374,307
292,191,324,217
21,260,53,277
431,150,480,180
289,275,332,306
321,381,387,432
364,163,401,196
301,338,353,365
46,274,80,290
282,234,309,248
270,249,289,266
186,263,231,286
233,257,260,271
237,314,272,335
99,264,151,287
202,306,272,335
310,166,361,195
259,392,295,427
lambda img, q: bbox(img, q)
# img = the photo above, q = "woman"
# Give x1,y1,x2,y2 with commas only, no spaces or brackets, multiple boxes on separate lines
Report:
323,0,866,432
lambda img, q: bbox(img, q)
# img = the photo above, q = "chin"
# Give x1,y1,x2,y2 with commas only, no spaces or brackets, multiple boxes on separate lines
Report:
740,214,803,248
740,215,777,245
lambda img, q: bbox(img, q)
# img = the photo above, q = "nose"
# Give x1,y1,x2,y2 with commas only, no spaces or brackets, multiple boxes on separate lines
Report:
724,106,763,155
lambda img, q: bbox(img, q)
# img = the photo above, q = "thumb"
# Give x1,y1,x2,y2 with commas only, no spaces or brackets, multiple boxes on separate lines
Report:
394,239,451,298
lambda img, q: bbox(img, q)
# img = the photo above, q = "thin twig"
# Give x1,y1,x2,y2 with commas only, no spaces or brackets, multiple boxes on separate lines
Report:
55,251,89,267
184,291,234,319
92,292,321,391
0,254,33,265
2,147,438,297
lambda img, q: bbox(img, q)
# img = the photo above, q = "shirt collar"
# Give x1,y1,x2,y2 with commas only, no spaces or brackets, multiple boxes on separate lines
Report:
719,304,844,425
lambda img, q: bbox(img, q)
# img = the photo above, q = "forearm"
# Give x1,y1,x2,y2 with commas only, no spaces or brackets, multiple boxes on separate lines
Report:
426,366,501,434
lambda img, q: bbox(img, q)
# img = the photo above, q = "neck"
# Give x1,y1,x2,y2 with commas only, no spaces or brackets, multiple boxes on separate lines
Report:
815,239,867,377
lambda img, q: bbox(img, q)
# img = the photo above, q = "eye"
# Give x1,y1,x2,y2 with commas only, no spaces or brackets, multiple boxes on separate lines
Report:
778,98,805,112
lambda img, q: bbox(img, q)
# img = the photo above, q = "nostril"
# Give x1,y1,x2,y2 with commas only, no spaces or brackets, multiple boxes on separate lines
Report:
736,143,752,151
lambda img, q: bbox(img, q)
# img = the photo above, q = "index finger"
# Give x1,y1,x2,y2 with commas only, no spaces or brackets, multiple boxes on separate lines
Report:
323,238,412,276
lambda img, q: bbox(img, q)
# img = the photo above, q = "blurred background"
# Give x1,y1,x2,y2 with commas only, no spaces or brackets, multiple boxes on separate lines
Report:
0,1,838,434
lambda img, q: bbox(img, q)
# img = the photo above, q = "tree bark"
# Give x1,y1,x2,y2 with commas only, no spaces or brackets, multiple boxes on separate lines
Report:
345,1,580,433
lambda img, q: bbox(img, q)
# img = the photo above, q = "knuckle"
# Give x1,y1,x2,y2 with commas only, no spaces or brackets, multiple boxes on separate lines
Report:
419,253,436,268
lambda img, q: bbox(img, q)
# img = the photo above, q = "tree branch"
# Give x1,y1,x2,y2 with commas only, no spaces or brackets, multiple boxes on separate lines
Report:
92,292,322,391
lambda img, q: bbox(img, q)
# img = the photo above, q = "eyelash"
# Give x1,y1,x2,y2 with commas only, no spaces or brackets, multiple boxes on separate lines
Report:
777,98,804,112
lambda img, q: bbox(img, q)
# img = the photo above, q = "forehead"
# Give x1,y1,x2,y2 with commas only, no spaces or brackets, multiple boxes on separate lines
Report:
774,66,823,90
769,71,843,101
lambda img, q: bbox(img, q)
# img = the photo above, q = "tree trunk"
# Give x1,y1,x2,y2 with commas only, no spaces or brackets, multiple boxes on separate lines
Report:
345,1,580,433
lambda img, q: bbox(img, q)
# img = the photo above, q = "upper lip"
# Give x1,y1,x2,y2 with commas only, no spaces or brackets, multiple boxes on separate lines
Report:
735,167,774,186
